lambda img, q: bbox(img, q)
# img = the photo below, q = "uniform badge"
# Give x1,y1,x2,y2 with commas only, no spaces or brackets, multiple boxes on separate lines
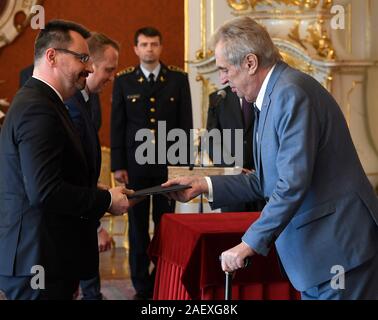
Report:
127,94,141,102
138,77,144,83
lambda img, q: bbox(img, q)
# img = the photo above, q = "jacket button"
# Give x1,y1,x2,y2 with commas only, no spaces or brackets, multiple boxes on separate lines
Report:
170,97,175,102
150,108,156,113
150,118,156,123
150,97,155,103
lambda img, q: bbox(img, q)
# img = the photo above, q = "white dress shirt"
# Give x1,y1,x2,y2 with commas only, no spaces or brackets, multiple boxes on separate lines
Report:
140,64,161,82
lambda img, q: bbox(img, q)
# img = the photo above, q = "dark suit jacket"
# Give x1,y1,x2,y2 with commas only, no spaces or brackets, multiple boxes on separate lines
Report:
111,63,193,178
66,91,102,185
207,86,254,169
65,91,103,276
0,78,110,280
88,93,102,133
19,65,34,88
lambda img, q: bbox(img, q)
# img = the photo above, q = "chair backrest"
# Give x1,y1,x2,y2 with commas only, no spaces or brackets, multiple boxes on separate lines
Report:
99,146,115,188
99,146,129,250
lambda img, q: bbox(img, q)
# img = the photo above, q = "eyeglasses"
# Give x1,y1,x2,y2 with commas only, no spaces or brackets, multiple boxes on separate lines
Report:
54,48,90,63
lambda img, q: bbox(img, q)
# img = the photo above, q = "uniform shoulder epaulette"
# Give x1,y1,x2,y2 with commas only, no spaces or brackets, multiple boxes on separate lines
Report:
116,66,135,77
168,65,186,74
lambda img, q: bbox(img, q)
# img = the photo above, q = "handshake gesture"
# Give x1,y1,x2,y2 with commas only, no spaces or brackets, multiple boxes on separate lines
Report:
103,186,135,216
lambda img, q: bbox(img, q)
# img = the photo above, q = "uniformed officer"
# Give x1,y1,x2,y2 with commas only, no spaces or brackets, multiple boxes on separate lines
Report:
110,27,193,299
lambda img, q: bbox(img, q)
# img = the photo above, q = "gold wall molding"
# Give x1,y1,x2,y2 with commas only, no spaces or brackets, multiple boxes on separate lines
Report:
228,0,332,12
345,80,362,127
195,0,213,61
196,74,217,126
0,0,44,49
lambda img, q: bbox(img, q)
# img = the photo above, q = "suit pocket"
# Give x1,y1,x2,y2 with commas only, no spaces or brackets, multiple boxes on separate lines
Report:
292,201,336,229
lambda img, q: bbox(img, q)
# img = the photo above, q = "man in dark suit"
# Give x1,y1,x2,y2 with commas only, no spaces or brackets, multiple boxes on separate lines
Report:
207,86,264,212
111,27,193,299
164,17,378,299
65,32,120,300
0,20,130,300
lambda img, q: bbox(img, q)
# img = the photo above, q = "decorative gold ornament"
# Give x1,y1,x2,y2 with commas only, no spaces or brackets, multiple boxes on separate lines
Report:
228,0,332,11
0,0,44,49
305,19,336,59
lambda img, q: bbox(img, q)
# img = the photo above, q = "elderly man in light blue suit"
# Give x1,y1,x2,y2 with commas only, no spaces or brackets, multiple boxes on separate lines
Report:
163,16,378,299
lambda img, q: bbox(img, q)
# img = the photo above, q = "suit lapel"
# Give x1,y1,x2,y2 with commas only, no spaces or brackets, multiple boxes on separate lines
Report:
28,78,88,170
255,61,288,175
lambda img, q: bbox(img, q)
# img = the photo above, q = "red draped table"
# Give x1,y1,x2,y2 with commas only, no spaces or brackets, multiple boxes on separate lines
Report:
149,212,300,300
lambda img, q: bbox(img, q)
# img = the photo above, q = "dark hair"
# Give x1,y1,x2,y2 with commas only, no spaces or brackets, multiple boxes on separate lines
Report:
134,27,162,46
34,19,91,61
87,32,120,61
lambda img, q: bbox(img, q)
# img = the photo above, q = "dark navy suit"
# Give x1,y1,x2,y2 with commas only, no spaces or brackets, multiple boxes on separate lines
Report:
0,78,110,299
65,91,103,300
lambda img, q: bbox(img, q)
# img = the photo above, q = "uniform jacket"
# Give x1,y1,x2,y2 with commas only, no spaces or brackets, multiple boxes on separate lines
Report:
111,63,193,178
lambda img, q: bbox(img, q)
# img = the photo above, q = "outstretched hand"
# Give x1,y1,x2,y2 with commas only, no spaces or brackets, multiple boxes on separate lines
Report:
162,176,209,203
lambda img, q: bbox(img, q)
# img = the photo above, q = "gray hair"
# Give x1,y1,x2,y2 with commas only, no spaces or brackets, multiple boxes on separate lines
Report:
211,16,281,68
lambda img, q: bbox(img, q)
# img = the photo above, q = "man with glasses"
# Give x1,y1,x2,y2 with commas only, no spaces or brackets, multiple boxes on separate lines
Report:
0,20,131,300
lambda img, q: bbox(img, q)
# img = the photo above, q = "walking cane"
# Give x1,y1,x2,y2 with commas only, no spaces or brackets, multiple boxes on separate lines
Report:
219,256,251,300
225,272,233,300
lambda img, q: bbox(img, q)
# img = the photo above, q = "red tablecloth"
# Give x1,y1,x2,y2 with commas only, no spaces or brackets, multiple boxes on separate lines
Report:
149,212,300,300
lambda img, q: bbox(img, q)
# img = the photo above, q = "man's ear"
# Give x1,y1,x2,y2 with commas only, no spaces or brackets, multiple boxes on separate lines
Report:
45,48,56,66
245,53,258,75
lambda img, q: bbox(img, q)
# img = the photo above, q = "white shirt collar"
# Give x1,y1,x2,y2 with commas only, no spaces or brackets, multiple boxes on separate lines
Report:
80,89,90,102
140,63,161,81
255,64,276,111
32,76,64,102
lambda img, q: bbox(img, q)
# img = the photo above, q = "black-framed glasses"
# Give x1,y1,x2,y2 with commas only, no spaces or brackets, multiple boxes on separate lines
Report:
54,48,90,63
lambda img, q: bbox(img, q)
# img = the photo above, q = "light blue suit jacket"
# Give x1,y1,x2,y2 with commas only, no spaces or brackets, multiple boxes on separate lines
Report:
210,61,378,291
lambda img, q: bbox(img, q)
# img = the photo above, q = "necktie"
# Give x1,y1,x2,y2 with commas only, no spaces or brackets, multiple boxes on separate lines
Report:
253,102,260,142
241,98,252,128
253,102,260,170
148,73,155,87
